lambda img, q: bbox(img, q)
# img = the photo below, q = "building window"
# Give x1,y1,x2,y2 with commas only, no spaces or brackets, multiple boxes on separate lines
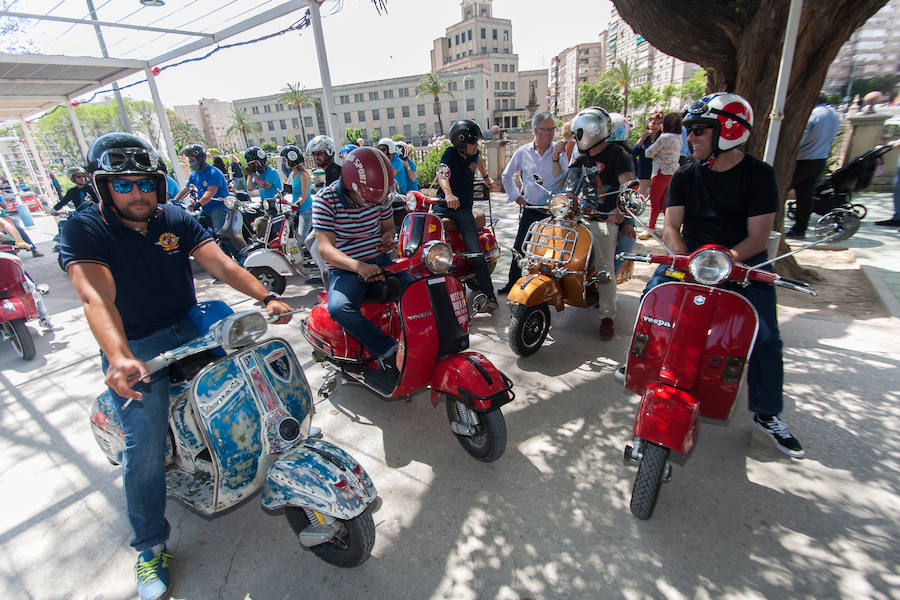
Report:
358,111,366,121
481,28,485,39
264,105,271,113
509,64,515,72
354,93,364,102
340,95,350,104
251,106,259,115
433,103,440,115
481,46,486,54
448,81,457,91
360,129,367,139
344,112,352,123
276,103,284,111
404,124,412,137
402,105,410,117
384,89,394,99
455,34,460,45
387,107,395,119
494,64,500,72
495,100,500,110
368,91,379,101
503,30,509,41
468,30,472,41
502,81,508,90
466,98,475,111
372,109,380,120
417,104,426,116
465,78,474,89
495,81,500,90
399,87,409,97
388,125,397,136
267,120,275,131
279,119,286,129
510,81,515,89
304,116,313,127
291,118,299,128
271,137,277,143
502,99,508,109
447,37,451,48
449,100,458,113
492,29,497,40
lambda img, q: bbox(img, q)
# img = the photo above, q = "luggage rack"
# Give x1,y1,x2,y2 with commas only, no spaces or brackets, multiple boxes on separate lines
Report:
522,220,579,266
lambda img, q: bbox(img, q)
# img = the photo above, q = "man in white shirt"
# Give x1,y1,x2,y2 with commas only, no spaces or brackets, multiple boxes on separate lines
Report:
498,111,568,294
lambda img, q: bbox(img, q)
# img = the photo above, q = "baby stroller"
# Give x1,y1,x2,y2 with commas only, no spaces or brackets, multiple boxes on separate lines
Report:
787,144,893,221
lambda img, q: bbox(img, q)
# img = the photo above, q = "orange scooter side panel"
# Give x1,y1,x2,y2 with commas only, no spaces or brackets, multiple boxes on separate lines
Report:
506,274,563,310
626,282,758,421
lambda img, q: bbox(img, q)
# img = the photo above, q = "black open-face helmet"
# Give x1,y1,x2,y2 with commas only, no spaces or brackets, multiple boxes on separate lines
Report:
86,132,167,207
181,143,206,171
448,119,483,153
244,146,268,172
280,145,304,169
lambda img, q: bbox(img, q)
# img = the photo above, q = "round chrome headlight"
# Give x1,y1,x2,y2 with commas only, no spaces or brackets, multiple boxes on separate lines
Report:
405,191,419,210
219,311,268,352
688,248,733,285
422,241,453,273
548,194,571,219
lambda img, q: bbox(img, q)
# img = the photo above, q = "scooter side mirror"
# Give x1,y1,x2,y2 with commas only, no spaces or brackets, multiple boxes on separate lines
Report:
533,174,544,186
814,209,860,243
617,187,646,218
436,163,451,181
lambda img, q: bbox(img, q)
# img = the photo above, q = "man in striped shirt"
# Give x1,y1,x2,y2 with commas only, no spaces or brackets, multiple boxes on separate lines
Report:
313,147,412,365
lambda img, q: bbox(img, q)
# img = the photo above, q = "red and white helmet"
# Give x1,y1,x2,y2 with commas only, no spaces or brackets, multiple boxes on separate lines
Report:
683,92,753,153
341,147,394,206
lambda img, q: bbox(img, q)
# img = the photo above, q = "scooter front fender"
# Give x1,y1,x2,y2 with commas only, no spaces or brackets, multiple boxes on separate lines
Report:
506,274,563,311
261,438,376,519
0,297,29,321
430,351,514,411
242,248,293,276
633,383,699,455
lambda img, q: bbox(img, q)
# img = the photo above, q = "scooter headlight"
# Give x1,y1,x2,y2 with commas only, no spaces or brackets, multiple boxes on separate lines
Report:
688,248,733,285
218,311,268,352
422,241,453,274
406,192,419,211
548,194,571,219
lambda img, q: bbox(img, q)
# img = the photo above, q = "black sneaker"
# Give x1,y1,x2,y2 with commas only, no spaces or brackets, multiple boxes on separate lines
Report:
497,283,513,295
874,218,900,227
754,414,805,458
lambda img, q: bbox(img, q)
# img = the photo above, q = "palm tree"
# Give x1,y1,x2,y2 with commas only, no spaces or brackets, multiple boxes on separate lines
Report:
226,107,261,149
609,58,645,117
171,119,205,150
279,82,316,148
415,72,454,137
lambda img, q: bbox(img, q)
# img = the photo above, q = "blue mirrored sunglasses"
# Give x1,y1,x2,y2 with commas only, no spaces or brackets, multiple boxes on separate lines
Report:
110,178,158,194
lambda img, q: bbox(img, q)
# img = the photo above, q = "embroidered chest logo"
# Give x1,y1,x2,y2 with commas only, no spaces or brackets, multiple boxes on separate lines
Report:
157,232,180,252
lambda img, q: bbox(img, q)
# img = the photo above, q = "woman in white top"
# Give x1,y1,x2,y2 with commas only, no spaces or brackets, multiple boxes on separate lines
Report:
643,112,683,234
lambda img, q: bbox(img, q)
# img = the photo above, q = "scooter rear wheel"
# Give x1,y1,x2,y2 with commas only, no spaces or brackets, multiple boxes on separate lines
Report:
285,506,375,568
445,398,507,462
248,266,286,295
508,304,550,356
630,442,670,520
5,318,35,360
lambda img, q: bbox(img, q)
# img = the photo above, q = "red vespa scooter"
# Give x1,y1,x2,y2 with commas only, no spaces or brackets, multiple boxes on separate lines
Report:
617,205,859,520
0,252,48,361
301,241,514,462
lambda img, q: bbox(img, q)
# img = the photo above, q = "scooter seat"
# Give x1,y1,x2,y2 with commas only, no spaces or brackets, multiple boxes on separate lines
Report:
442,210,486,231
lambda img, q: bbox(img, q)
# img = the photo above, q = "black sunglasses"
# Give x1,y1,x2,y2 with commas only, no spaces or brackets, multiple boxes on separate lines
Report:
687,125,712,136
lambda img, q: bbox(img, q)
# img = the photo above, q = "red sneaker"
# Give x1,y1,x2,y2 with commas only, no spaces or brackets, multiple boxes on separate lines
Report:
599,317,615,340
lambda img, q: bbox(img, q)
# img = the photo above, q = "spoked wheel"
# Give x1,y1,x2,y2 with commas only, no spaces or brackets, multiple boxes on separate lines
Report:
508,304,550,356
248,266,286,294
5,319,35,360
849,203,867,219
285,507,375,568
445,398,507,462
630,442,670,520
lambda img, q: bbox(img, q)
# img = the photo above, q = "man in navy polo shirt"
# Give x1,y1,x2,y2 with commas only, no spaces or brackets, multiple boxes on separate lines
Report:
59,133,292,600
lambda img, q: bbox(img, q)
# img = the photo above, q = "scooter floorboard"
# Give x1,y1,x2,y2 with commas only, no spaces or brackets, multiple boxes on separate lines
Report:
166,467,216,516
344,364,400,397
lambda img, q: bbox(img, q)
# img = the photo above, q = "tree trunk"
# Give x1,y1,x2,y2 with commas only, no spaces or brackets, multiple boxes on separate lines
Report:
434,98,444,136
613,0,887,278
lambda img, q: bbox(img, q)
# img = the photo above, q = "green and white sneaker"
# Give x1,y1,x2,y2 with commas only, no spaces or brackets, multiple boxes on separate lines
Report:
135,545,171,600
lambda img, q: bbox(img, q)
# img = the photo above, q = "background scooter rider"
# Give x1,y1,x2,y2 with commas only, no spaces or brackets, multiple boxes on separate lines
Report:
281,144,314,253
648,92,804,459
395,141,418,193
312,147,412,370
307,135,341,185
244,146,282,210
58,132,292,600
54,165,99,212
568,106,635,340
435,119,498,312
377,137,402,182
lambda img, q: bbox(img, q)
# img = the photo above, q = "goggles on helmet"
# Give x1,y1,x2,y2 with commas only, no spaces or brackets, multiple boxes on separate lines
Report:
685,99,752,130
97,147,159,173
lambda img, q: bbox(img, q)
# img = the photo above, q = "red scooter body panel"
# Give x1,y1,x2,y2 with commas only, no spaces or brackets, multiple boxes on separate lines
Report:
430,351,513,411
626,282,759,422
0,256,38,321
398,213,444,258
632,383,699,455
305,301,398,361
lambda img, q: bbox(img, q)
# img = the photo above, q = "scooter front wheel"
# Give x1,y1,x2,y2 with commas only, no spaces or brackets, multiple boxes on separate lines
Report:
630,442,670,520
508,304,550,356
248,266,286,295
285,506,375,568
5,318,35,360
445,398,507,462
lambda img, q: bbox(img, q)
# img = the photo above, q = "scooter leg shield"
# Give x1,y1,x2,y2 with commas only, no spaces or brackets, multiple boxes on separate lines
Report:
506,274,564,310
262,438,376,519
633,384,699,455
242,247,293,276
0,296,29,321
430,351,514,411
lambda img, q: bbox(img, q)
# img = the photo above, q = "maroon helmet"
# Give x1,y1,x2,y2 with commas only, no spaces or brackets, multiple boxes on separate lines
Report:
341,147,394,206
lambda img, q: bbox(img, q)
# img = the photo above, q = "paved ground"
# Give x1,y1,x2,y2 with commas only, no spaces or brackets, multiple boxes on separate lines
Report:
1,196,898,600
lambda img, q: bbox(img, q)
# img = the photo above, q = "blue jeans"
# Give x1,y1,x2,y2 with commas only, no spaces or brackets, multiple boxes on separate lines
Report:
643,247,784,417
327,253,413,357
504,207,546,286
101,316,199,551
433,206,494,298
614,228,636,273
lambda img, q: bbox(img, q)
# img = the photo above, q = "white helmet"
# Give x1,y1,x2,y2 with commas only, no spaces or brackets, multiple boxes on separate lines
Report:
377,137,396,155
683,92,753,153
306,135,335,157
572,107,611,152
607,112,630,143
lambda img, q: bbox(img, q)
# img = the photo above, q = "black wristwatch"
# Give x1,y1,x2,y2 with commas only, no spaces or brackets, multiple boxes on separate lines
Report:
263,292,281,305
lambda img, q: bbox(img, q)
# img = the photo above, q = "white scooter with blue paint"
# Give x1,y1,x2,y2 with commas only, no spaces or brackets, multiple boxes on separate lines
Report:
89,301,378,567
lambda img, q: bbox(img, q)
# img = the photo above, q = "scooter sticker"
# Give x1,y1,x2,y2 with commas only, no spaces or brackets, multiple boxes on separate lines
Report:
265,349,291,382
450,288,468,325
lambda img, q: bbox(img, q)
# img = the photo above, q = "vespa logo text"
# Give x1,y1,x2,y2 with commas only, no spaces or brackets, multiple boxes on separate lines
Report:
642,315,673,328
407,311,432,320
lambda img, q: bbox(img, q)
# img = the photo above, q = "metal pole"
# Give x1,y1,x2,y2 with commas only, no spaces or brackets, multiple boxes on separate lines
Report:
66,99,89,162
763,0,803,166
0,141,24,204
86,0,133,132
308,0,342,144
16,138,43,205
144,66,184,185
20,120,53,209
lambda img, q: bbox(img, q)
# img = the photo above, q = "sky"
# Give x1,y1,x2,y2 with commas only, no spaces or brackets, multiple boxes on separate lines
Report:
16,0,614,110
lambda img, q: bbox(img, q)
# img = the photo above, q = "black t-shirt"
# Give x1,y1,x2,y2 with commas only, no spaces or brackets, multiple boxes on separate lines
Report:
54,184,99,212
436,146,479,210
324,161,342,185
666,154,777,248
569,143,633,212
231,162,244,179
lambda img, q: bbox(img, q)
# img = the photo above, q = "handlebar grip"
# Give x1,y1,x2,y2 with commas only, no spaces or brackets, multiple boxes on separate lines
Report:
144,355,168,375
615,252,651,263
774,277,819,296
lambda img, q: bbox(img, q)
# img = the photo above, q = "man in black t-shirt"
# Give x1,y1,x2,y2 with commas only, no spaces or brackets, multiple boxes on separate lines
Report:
648,93,804,459
569,107,634,340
